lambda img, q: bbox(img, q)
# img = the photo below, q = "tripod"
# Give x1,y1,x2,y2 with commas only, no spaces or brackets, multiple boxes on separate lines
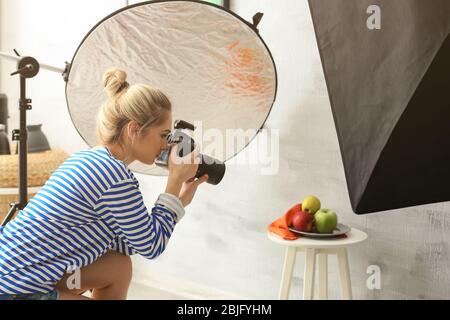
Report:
0,52,40,226
0,50,68,227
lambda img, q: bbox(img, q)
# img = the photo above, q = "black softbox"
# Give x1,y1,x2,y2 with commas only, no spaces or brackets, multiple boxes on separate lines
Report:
308,0,450,214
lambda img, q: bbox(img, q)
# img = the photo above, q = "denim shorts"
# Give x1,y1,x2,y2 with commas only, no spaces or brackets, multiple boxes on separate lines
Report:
0,290,59,300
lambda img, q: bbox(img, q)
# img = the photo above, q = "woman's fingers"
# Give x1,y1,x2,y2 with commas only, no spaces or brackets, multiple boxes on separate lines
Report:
196,175,209,185
167,143,202,183
170,142,199,164
169,144,178,164
185,175,208,186
190,144,200,164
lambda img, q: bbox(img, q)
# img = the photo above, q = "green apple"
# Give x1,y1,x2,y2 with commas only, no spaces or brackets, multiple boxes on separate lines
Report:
314,209,338,234
302,195,321,215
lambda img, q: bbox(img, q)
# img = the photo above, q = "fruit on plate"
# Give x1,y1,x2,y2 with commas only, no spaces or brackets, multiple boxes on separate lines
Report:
302,195,321,215
314,209,338,234
291,210,314,232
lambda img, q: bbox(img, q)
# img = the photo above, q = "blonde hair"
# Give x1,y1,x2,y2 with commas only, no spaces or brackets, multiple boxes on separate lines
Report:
96,68,171,147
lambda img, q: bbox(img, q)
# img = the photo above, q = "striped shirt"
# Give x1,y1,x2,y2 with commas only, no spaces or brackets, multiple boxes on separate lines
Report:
0,146,184,295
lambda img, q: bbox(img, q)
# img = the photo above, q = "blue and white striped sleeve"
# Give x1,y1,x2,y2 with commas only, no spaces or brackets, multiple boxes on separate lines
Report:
95,180,185,259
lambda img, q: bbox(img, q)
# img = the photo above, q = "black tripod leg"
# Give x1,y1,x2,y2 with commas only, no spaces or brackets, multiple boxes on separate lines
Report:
1,203,19,227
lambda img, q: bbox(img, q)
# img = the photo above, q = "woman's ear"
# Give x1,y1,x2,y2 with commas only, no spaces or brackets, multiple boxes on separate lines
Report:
127,121,141,139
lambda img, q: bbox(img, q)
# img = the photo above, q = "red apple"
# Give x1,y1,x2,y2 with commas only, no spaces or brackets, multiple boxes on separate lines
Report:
291,210,314,232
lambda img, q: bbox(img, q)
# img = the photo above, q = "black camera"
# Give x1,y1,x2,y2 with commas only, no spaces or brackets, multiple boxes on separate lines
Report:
155,120,226,185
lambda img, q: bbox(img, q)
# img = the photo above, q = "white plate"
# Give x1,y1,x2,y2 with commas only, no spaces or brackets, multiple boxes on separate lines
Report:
288,223,351,238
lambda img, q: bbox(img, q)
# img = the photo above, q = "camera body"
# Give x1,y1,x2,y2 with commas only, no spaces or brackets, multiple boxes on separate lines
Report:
155,120,226,185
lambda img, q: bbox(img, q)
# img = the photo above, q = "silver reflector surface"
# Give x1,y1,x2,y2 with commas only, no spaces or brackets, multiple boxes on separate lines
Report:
66,1,277,175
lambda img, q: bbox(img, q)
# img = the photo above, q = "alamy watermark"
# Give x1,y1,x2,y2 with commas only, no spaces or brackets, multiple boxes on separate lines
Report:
367,5,381,30
66,266,81,290
171,121,280,176
366,265,382,290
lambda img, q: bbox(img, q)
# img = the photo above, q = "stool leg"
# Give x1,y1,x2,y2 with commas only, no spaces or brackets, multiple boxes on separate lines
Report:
278,246,296,300
318,253,328,300
303,248,316,300
337,248,352,300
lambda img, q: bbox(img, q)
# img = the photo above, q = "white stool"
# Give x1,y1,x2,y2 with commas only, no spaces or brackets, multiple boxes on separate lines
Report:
268,228,367,300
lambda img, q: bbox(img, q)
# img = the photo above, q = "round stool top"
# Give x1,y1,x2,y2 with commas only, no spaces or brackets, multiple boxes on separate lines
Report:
268,228,368,248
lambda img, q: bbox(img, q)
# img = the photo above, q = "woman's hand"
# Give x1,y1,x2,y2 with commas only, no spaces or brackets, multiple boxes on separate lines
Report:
179,175,209,207
168,144,199,183
165,144,200,198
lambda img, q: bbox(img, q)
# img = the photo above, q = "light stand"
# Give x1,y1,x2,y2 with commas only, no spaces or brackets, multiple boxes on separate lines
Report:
0,50,68,226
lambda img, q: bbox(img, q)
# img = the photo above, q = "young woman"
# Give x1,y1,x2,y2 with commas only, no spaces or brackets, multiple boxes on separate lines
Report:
0,68,208,300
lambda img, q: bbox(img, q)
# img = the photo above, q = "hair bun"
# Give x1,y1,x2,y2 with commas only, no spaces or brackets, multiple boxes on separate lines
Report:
103,68,129,97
